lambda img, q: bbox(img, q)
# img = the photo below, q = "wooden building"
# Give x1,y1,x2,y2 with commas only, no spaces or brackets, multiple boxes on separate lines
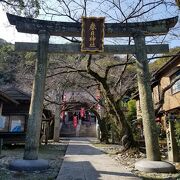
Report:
0,90,18,116
0,87,54,144
152,52,180,116
2,88,31,133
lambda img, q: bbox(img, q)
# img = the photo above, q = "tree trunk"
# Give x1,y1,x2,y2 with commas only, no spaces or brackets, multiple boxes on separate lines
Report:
108,104,135,148
133,33,161,161
100,85,135,148
90,109,109,143
53,91,61,142
99,117,110,144
23,30,50,160
86,55,134,148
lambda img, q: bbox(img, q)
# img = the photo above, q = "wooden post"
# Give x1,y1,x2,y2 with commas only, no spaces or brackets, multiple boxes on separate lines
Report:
23,30,50,160
133,33,161,161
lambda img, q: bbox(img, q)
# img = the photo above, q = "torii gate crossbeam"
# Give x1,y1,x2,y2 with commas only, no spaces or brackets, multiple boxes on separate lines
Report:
15,42,169,54
7,13,178,37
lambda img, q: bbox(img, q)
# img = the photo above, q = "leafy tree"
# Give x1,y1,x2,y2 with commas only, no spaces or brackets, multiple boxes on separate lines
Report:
0,43,16,85
0,41,35,91
149,47,180,73
127,100,136,122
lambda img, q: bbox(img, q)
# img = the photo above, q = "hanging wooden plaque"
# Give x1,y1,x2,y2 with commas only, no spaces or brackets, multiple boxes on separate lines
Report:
81,17,105,53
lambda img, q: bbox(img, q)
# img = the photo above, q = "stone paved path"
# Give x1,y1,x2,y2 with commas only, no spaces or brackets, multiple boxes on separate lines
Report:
56,137,141,180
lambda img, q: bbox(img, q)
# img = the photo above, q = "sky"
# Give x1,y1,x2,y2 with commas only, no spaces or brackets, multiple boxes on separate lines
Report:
0,7,38,43
0,3,179,48
0,5,67,44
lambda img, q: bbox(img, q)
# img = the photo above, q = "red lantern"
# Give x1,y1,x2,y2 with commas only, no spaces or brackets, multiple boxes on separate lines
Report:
80,108,85,118
73,116,78,128
60,111,65,121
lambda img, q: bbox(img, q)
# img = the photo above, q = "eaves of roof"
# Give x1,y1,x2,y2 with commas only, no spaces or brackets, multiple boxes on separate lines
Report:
2,87,31,101
0,91,19,104
152,51,180,79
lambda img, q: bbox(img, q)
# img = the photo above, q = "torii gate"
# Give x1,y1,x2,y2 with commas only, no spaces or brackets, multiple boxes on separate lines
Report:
7,13,178,172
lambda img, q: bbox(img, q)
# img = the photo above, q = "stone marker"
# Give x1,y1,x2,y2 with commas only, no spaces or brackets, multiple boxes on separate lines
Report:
166,114,180,162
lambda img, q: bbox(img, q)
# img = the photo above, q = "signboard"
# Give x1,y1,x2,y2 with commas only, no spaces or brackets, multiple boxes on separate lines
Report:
81,17,105,53
10,120,21,132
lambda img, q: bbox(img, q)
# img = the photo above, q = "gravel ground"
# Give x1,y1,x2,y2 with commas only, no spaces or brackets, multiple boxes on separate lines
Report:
92,142,180,180
0,140,68,180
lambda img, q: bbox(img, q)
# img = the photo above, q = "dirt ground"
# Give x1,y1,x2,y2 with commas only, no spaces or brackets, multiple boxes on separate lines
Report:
0,140,68,180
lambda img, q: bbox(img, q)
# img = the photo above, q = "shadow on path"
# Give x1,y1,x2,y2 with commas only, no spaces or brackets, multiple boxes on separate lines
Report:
58,161,139,180
57,137,141,180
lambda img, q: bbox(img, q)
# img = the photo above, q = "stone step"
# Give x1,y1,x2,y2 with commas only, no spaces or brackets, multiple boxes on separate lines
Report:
79,124,96,137
60,123,97,137
60,123,76,137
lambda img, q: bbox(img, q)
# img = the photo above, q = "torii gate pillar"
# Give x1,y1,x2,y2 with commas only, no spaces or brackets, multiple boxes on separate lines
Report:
9,30,50,171
24,30,50,160
134,33,161,161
